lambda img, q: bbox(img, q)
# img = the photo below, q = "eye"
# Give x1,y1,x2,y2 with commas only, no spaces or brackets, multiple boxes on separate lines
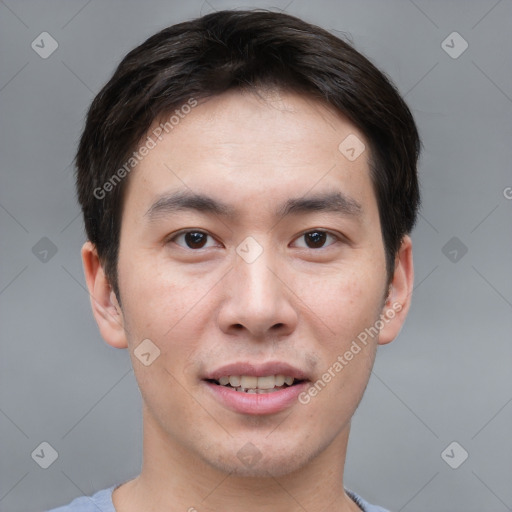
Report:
292,230,340,249
168,230,219,250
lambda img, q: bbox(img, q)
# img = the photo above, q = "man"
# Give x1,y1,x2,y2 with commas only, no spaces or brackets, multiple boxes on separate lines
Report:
48,9,419,512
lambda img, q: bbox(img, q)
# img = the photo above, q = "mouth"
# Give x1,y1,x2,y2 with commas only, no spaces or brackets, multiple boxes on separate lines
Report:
202,362,310,415
205,374,306,394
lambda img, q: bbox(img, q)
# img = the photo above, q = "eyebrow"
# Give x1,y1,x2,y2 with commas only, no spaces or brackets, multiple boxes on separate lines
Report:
144,189,362,222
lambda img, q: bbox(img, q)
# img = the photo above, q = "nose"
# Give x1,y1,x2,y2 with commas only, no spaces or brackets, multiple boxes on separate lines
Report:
217,245,299,340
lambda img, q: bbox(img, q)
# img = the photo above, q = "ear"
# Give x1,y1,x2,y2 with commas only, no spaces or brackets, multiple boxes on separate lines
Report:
81,241,128,349
378,235,414,345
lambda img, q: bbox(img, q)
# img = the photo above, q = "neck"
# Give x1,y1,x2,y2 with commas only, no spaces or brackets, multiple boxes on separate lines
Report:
113,404,361,512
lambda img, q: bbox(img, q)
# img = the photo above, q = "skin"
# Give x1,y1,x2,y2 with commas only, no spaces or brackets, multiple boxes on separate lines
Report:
82,88,414,512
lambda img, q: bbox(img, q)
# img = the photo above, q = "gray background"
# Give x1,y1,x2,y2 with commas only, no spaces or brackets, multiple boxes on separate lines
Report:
1,1,511,511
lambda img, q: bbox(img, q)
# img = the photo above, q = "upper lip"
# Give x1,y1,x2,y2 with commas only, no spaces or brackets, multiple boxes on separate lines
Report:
203,361,310,381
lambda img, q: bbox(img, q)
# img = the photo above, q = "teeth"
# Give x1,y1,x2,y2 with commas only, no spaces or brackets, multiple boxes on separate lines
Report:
215,374,298,391
229,375,240,387
275,375,286,386
257,375,276,390
240,376,258,389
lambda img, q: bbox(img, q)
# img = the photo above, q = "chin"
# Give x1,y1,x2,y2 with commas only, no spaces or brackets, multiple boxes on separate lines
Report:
202,442,315,478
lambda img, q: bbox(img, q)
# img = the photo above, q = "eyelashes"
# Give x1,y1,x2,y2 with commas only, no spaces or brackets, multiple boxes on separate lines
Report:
169,230,219,250
168,229,342,251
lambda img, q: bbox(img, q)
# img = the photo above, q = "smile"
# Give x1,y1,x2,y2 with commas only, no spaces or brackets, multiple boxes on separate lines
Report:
208,374,303,394
203,361,310,414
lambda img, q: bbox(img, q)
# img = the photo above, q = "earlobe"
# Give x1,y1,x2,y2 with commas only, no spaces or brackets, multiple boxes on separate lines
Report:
81,241,128,349
378,235,414,345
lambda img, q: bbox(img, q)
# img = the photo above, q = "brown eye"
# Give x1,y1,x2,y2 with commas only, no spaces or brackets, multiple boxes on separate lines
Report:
184,232,207,248
293,230,338,249
305,231,327,248
170,230,217,249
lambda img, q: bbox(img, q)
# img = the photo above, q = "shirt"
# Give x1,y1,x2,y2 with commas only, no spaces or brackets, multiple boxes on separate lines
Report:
45,485,391,512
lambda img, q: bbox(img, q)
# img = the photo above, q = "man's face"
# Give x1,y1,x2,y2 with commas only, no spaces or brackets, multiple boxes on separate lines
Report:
113,89,392,477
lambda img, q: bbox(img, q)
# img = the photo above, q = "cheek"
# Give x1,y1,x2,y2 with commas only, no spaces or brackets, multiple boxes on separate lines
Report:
118,254,218,384
293,266,385,346
118,252,201,340
119,258,205,417
298,273,382,420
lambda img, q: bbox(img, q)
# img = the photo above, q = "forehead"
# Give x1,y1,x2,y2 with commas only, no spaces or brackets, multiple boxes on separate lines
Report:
122,89,375,218
158,89,363,165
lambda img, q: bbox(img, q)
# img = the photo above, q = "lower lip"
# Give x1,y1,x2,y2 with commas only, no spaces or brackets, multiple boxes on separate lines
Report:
204,381,309,415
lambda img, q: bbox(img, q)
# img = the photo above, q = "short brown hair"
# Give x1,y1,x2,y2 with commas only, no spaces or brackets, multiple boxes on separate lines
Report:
76,9,421,300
